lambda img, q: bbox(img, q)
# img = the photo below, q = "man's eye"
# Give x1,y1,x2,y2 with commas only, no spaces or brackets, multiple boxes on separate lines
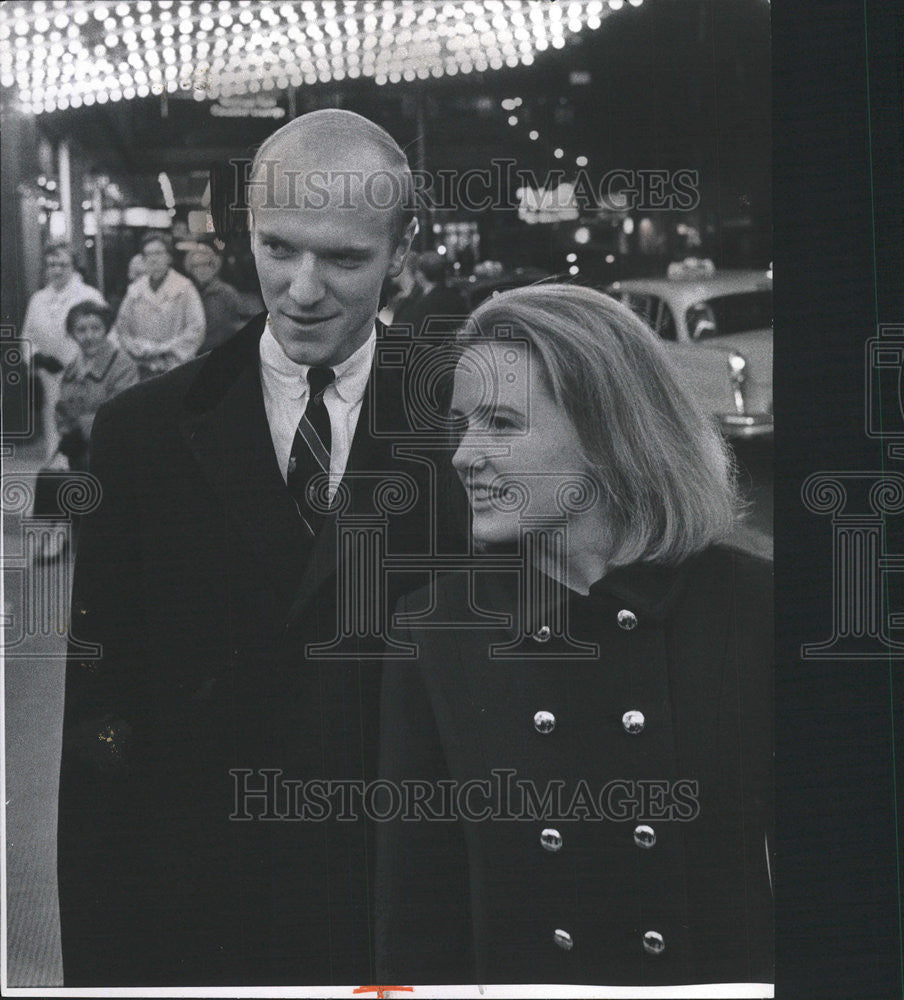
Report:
331,255,363,268
262,241,291,258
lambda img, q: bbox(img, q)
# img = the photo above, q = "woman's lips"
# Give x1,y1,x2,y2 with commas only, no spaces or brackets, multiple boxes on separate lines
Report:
468,484,512,505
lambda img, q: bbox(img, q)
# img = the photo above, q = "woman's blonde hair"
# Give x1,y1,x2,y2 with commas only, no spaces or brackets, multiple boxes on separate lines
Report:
458,283,742,567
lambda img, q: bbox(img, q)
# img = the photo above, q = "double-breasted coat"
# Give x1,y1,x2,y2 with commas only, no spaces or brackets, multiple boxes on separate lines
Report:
376,544,773,987
57,314,464,986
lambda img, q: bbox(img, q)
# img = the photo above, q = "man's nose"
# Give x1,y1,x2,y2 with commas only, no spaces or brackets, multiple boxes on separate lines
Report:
287,254,326,306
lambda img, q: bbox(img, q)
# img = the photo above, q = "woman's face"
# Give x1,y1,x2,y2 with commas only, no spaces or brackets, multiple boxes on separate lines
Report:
70,314,108,358
450,341,598,546
142,240,172,283
45,251,74,291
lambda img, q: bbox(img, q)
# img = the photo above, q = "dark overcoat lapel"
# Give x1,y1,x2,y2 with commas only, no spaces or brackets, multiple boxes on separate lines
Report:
178,315,312,602
176,314,433,628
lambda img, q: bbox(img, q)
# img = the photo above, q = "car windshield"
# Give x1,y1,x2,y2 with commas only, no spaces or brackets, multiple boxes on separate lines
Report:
685,289,773,339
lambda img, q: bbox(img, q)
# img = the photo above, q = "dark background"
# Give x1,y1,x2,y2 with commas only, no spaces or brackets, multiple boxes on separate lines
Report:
774,1,904,997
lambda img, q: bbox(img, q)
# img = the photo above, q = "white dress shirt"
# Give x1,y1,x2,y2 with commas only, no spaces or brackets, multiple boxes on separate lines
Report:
259,319,375,498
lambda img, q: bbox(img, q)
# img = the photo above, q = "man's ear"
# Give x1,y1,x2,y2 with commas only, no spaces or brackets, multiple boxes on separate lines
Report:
387,217,418,277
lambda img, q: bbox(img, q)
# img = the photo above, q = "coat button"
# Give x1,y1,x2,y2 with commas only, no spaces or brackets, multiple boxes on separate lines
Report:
617,609,638,630
553,928,573,951
540,827,563,852
633,824,656,848
533,625,551,642
643,930,665,955
622,709,646,734
533,710,556,734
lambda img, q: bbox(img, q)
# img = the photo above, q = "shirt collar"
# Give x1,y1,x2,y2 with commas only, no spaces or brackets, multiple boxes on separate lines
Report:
76,339,118,380
140,269,176,299
259,317,375,403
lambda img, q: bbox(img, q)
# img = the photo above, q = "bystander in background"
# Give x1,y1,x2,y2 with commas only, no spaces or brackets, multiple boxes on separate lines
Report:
184,240,263,353
390,250,468,337
21,242,105,458
115,233,205,379
31,300,138,562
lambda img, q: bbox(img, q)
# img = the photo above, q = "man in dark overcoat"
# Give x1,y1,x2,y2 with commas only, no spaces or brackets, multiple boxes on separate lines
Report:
57,109,462,986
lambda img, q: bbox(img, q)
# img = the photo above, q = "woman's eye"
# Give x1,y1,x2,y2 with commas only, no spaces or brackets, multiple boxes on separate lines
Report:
490,414,517,430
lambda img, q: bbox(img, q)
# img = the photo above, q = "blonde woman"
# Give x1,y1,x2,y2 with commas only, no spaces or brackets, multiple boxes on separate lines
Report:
377,284,772,988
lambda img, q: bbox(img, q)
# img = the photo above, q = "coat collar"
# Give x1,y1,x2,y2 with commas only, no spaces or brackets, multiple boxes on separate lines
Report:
135,268,184,302
589,558,695,623
476,549,696,630
73,340,119,381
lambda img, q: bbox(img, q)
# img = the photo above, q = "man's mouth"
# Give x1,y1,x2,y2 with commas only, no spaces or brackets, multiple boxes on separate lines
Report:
281,312,339,327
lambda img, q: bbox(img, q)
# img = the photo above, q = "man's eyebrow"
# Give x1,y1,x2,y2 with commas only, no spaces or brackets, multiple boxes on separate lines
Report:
253,229,374,255
327,246,374,256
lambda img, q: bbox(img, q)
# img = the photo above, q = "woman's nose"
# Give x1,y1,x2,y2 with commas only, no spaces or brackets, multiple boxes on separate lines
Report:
452,428,487,478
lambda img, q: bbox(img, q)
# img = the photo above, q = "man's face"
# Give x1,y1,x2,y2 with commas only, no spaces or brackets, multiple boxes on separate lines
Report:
250,156,412,367
45,251,73,291
185,248,220,290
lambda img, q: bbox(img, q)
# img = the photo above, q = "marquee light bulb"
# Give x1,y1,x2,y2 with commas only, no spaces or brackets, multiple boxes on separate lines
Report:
6,0,633,114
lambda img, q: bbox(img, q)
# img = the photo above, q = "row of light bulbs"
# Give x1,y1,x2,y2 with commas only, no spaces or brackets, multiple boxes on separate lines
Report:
0,0,643,115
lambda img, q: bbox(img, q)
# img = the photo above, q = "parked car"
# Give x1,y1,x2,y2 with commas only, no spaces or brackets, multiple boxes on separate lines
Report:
607,262,773,439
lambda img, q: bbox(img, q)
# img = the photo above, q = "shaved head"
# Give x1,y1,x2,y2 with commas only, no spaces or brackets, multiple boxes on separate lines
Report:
248,109,416,241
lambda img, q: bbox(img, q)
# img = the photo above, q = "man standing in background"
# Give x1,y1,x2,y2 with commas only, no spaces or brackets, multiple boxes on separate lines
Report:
391,249,467,337
184,240,263,353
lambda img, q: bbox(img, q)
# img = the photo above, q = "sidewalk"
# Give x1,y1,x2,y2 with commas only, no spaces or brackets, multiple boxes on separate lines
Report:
4,436,67,987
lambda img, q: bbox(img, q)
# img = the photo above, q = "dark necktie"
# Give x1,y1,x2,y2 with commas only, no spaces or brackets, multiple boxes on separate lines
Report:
287,366,335,535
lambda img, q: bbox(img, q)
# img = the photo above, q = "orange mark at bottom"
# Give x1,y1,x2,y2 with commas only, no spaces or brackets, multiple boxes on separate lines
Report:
353,987,415,999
